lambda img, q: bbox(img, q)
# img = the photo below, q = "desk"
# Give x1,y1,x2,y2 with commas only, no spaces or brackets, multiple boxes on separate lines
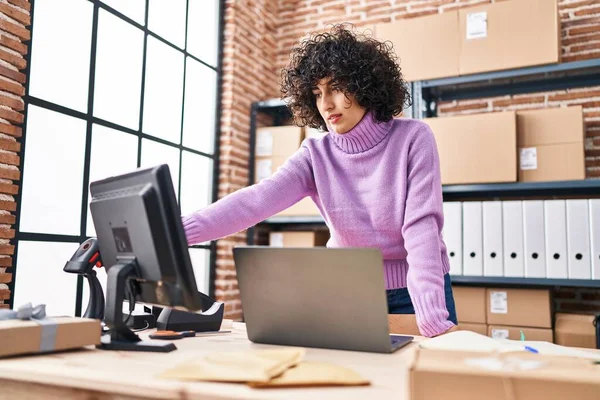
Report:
0,322,419,399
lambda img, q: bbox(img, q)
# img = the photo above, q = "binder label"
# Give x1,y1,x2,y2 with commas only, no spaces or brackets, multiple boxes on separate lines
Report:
490,291,508,314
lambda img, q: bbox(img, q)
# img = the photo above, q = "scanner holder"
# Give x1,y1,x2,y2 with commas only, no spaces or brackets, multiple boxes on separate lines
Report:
63,238,105,320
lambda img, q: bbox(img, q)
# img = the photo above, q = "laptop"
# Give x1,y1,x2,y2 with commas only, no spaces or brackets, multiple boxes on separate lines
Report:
232,246,413,353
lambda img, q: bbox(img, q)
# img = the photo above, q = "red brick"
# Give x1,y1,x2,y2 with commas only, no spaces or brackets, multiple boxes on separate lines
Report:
439,101,488,113
548,90,600,102
0,167,18,180
0,303,8,309
0,64,25,85
0,77,24,96
0,138,19,152
0,257,11,267
574,6,600,17
563,32,600,45
568,24,600,36
0,211,16,222
0,18,29,41
0,227,14,239
0,288,10,299
0,106,23,124
492,95,546,108
0,34,27,55
0,2,30,26
0,273,11,284
0,48,26,71
0,200,15,212
571,42,600,52
6,0,30,12
0,151,18,166
0,122,21,138
559,0,599,11
0,93,23,111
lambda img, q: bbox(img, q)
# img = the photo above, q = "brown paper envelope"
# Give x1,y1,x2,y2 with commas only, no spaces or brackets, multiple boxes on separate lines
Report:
249,362,370,388
158,347,305,383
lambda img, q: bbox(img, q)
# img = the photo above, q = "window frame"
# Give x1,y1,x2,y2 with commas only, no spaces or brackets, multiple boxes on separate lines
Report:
10,0,224,314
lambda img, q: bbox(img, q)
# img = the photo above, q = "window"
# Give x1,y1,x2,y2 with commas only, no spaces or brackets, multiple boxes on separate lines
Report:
14,0,222,316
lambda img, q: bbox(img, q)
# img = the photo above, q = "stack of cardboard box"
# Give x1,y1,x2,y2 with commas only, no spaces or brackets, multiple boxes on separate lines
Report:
454,286,554,341
268,231,329,247
424,106,585,185
375,0,561,81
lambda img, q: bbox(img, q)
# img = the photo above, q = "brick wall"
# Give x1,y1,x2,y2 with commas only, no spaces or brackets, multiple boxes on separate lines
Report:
0,0,29,309
217,0,600,319
216,0,279,320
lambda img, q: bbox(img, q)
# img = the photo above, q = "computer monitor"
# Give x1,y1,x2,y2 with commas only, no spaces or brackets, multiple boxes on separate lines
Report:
89,164,210,352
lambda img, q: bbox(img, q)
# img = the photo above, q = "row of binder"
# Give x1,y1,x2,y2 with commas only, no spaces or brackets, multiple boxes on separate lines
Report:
442,199,600,279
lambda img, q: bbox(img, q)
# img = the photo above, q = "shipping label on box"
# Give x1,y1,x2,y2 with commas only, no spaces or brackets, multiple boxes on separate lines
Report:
520,147,537,170
466,12,487,39
489,291,508,314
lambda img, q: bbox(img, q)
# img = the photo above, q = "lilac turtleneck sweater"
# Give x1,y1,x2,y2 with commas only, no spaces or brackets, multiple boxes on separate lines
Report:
182,112,454,337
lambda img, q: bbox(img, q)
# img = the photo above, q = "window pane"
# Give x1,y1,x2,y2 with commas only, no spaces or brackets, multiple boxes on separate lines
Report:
94,9,144,130
20,106,86,235
140,139,181,200
29,0,93,112
182,58,217,153
100,0,146,25
86,125,139,237
143,37,184,143
14,241,80,317
148,0,186,49
189,248,210,294
180,151,213,216
187,0,220,67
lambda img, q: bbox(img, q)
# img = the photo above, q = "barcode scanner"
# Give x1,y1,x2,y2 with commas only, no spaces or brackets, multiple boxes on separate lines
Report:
63,238,105,320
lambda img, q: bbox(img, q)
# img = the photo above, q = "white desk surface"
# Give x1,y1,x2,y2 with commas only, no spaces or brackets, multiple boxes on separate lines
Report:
0,322,420,400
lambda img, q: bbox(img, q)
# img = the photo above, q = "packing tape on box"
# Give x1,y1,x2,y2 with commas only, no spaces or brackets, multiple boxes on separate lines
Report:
0,302,57,352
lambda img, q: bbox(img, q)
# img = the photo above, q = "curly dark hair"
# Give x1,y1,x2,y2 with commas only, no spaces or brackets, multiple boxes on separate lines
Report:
281,23,411,131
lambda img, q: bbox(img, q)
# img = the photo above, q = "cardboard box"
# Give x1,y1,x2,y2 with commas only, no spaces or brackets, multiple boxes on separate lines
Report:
410,348,600,400
555,313,598,349
269,231,329,247
517,106,585,182
424,112,517,185
486,288,551,328
459,322,487,336
458,0,560,75
277,198,320,217
453,286,486,324
375,11,459,81
388,314,421,336
0,316,101,358
488,325,553,342
255,126,303,158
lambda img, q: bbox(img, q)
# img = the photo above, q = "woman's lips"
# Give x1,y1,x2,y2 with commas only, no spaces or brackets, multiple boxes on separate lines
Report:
328,114,341,124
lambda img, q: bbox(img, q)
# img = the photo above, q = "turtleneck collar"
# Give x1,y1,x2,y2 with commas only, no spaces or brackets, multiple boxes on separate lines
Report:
328,111,393,154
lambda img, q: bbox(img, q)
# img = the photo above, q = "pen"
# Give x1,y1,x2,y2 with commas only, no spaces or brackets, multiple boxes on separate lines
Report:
524,346,538,354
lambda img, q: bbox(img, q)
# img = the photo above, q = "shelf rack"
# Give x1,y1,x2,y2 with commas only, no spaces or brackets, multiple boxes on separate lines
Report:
247,58,600,288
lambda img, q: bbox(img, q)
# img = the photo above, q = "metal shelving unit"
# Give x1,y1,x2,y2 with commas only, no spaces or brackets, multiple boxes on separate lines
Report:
247,58,600,288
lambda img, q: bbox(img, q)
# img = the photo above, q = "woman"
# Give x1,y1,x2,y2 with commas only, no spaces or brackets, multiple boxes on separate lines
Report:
182,24,458,337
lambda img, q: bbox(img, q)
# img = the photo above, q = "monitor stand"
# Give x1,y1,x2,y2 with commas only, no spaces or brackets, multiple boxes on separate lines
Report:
97,260,176,352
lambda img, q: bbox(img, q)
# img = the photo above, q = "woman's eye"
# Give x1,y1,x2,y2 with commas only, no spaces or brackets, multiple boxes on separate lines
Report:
313,93,321,98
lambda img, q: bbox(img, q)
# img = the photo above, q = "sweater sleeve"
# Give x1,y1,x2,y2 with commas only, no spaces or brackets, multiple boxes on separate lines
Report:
402,124,456,337
181,145,315,244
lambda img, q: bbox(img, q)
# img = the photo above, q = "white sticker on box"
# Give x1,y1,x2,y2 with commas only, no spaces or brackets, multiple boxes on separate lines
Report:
520,147,538,170
270,232,284,247
256,130,273,156
467,12,487,40
256,159,273,182
490,291,508,314
491,329,510,340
